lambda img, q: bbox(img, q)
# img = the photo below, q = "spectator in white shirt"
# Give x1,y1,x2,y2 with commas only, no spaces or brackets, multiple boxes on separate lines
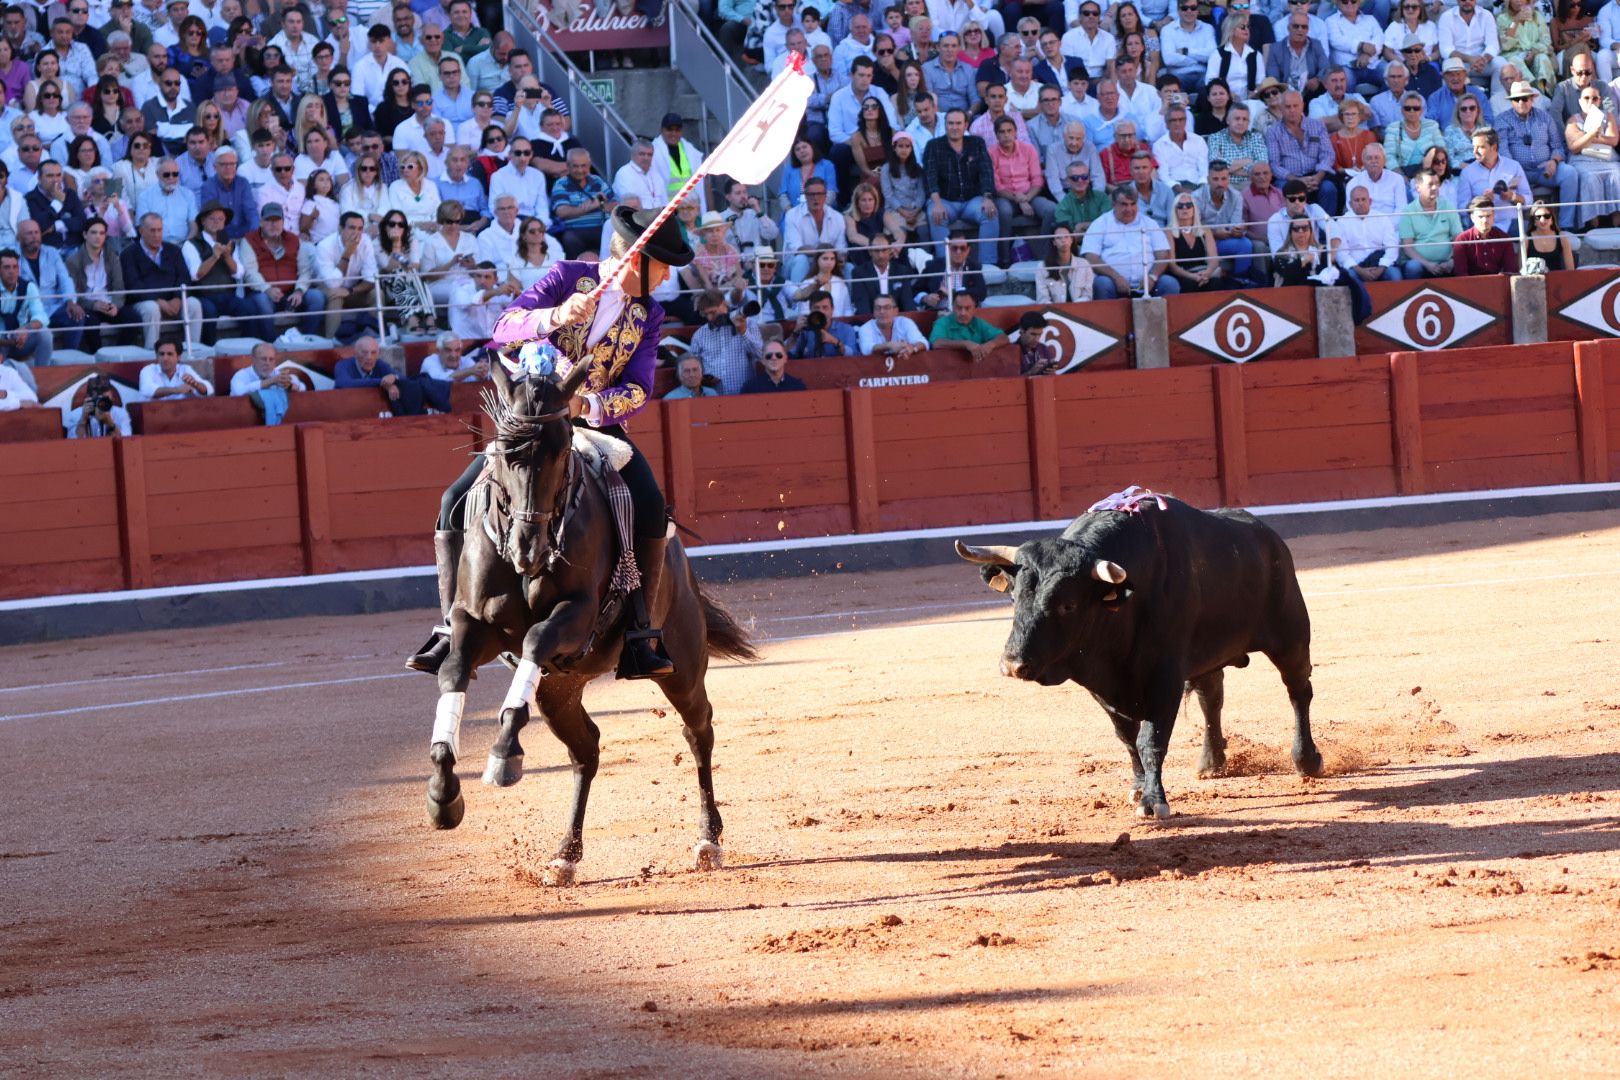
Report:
1153,106,1209,189
856,293,927,355
0,355,38,410
1438,0,1502,87
1345,144,1406,218
353,24,409,103
449,261,520,342
613,139,664,210
1334,184,1401,280
488,136,550,222
313,211,378,338
477,193,521,265
780,176,847,281
421,331,488,384
1160,0,1217,96
139,339,213,398
1060,2,1115,76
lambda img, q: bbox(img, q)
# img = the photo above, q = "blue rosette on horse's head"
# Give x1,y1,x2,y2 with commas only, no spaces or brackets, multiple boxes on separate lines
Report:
498,340,571,383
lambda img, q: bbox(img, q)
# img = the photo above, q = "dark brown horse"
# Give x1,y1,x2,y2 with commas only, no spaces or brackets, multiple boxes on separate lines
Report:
425,359,756,885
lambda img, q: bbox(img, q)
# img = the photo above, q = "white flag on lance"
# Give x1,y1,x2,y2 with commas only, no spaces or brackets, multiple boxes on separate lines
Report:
698,58,815,185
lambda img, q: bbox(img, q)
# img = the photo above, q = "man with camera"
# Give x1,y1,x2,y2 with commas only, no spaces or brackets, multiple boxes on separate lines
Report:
688,289,764,396
64,373,131,437
788,290,858,362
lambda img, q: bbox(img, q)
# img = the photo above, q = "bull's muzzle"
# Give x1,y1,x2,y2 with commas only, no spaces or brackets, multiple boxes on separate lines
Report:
1000,656,1032,680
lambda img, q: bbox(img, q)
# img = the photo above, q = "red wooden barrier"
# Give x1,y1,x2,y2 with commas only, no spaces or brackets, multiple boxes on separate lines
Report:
1546,268,1620,342
1415,341,1579,493
1053,365,1222,509
1242,354,1396,505
0,438,125,600
1357,276,1511,354
871,379,1033,530
318,414,470,571
1165,287,1317,367
0,408,65,442
140,426,304,586
7,338,1620,601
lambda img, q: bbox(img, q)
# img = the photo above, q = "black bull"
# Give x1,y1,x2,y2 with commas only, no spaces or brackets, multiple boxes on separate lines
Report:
957,497,1321,820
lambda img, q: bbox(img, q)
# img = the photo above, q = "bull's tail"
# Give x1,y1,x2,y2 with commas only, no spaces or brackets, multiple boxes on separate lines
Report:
694,577,759,663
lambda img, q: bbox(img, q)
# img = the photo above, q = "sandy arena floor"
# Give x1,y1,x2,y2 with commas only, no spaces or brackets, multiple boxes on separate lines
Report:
3,509,1620,1078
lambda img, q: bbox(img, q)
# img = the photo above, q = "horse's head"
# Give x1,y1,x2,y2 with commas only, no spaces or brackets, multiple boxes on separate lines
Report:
481,353,591,577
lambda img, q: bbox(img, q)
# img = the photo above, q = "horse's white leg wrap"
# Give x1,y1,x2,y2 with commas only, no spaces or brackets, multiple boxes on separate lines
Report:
432,692,466,758
503,659,542,712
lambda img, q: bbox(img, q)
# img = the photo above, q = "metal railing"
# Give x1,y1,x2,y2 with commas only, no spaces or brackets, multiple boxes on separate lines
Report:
508,0,638,179
667,0,759,142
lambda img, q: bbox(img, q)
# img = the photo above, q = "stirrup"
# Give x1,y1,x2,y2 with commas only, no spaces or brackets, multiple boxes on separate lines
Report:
405,626,451,674
617,628,674,680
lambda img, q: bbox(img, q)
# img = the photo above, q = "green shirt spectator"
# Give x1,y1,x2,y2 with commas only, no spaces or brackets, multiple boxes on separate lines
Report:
1055,186,1111,231
1398,187,1461,273
930,293,1008,363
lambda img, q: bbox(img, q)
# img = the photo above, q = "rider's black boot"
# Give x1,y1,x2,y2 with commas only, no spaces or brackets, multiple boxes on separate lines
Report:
617,534,674,680
406,530,463,674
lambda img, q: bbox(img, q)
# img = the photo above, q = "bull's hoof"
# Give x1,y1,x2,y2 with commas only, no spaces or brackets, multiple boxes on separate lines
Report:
693,841,724,871
1134,799,1173,822
427,792,465,830
482,753,524,787
542,858,578,887
1294,748,1325,779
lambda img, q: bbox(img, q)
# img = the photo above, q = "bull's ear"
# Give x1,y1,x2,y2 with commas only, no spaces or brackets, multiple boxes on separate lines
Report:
955,540,1019,566
982,565,1017,592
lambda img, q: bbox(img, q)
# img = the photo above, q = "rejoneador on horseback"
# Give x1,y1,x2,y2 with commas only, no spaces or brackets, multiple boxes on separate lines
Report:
414,206,757,885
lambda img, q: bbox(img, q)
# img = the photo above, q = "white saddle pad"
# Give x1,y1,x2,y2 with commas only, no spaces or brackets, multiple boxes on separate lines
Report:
573,427,633,472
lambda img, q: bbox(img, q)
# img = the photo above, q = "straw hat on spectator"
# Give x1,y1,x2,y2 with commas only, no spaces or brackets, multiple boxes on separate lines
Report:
697,211,729,234
1507,80,1537,101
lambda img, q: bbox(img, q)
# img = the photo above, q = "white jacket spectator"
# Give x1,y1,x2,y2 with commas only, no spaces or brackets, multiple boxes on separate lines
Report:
1153,123,1210,188
487,156,550,223
449,272,515,341
314,229,379,290
1334,196,1400,274
857,313,927,354
0,360,36,409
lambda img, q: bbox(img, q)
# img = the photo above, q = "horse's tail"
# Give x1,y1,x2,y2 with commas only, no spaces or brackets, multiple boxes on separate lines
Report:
694,578,760,663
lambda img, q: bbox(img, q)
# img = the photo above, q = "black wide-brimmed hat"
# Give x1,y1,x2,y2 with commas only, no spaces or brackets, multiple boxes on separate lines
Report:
611,205,693,268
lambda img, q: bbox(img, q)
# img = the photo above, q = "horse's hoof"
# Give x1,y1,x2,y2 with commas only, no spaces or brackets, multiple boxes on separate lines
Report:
1295,749,1325,779
1134,799,1173,822
542,859,578,887
482,753,524,787
1197,759,1227,780
427,792,465,830
693,841,723,872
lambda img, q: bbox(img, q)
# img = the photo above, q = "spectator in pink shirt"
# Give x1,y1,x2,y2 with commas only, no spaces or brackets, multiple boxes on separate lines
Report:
989,115,1055,264
1241,160,1284,247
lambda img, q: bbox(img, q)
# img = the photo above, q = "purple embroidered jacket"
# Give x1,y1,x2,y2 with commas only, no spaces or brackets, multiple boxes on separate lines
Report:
490,260,664,424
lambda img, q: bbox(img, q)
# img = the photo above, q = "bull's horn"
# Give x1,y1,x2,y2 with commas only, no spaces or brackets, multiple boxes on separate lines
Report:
954,540,1019,566
1092,560,1127,584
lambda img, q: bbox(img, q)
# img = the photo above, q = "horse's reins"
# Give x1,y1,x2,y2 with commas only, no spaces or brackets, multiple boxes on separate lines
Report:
481,398,579,570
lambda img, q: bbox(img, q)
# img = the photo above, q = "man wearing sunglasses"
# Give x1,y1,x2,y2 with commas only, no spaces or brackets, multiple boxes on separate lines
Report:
1161,0,1215,97
140,65,197,155
1550,54,1620,130
1266,11,1328,99
1493,79,1578,229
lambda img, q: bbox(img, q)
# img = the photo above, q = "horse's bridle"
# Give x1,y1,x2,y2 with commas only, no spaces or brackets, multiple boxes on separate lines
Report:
484,405,578,574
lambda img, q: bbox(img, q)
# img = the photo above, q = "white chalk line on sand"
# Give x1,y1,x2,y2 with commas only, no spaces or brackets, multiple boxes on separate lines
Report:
6,561,1618,723
0,654,382,695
